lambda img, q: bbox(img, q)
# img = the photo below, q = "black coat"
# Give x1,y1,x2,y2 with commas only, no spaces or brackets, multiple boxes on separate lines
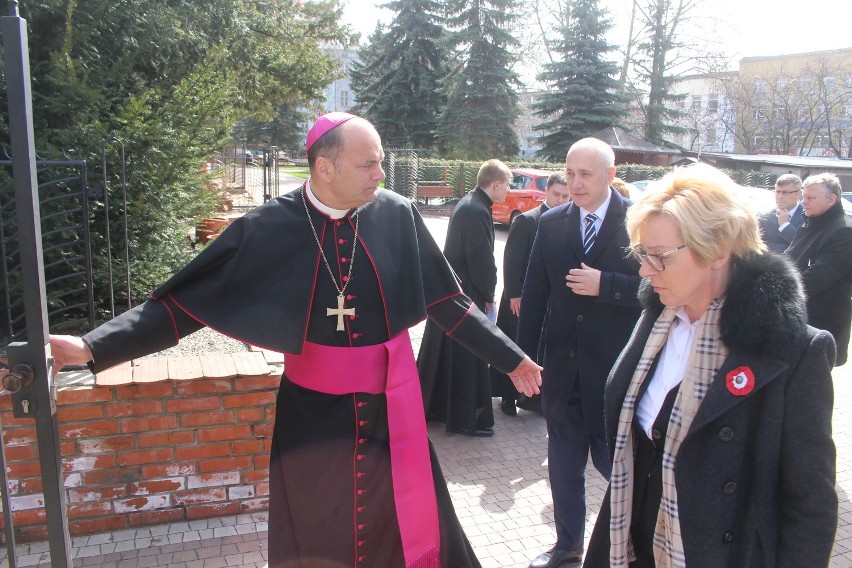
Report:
786,199,852,366
584,252,838,568
516,189,642,433
442,187,497,307
757,203,804,253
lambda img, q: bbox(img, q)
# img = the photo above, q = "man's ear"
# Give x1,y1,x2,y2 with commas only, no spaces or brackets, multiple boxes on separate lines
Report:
314,156,335,180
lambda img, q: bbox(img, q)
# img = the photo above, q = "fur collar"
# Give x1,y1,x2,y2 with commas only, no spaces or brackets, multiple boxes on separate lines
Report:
639,252,807,360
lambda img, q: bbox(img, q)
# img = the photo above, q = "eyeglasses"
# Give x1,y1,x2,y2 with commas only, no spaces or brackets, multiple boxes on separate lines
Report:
629,244,687,272
774,189,800,195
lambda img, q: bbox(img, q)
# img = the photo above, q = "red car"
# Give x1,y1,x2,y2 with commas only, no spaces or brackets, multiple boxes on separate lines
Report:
492,168,558,225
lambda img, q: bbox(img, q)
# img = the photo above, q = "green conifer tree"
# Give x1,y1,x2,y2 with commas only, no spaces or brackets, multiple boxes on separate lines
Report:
349,0,450,149
434,0,521,160
532,0,625,161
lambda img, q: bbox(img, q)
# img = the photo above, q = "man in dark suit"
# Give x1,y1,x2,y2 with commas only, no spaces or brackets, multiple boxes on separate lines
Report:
492,172,571,416
787,172,852,366
517,138,643,568
758,173,804,253
419,159,513,437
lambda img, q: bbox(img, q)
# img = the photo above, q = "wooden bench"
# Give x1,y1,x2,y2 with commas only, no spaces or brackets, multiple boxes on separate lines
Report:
416,184,454,203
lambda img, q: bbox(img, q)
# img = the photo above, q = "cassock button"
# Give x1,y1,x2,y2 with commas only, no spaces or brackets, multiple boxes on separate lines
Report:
357,523,366,529
358,540,365,546
350,314,357,320
356,472,365,478
359,420,368,426
357,454,364,460
341,257,348,262
357,402,367,408
358,556,366,562
347,294,357,300
342,275,350,282
359,438,367,444
338,238,346,244
353,333,362,339
357,507,365,512
336,221,342,227
357,490,365,496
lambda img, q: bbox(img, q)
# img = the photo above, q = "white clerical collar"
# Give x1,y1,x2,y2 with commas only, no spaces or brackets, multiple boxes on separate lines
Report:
305,178,349,219
580,187,613,221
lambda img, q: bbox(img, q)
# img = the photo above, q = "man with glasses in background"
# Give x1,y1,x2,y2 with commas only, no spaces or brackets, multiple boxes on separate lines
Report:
787,172,852,366
758,173,804,253
517,138,643,568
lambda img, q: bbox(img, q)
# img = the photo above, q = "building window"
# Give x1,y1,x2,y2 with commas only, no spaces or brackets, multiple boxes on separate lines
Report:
753,107,766,120
773,106,786,120
691,97,702,112
707,95,719,113
340,90,349,107
799,75,813,89
823,76,836,90
705,126,717,145
845,103,852,117
776,76,789,90
754,79,768,94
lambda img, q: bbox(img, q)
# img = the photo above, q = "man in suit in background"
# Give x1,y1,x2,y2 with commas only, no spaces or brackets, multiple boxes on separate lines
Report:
517,138,643,568
492,172,570,416
758,173,804,253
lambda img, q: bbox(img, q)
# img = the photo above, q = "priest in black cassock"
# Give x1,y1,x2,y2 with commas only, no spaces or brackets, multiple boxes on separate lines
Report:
418,160,512,438
50,114,542,568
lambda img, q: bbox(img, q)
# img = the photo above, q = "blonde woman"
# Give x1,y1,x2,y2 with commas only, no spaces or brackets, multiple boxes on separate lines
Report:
583,164,837,567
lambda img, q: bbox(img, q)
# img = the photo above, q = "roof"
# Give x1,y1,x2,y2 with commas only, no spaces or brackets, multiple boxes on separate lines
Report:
591,127,679,154
698,152,852,171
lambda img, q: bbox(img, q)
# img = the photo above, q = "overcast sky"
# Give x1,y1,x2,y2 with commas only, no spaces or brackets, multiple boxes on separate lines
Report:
341,0,851,64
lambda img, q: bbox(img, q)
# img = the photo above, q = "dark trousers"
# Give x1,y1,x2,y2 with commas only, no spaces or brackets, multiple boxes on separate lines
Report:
546,397,611,551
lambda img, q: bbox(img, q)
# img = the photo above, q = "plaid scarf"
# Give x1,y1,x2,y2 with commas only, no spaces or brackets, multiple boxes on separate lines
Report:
609,298,728,568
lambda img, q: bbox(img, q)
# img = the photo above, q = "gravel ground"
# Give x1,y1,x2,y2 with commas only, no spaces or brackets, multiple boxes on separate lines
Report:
143,327,250,358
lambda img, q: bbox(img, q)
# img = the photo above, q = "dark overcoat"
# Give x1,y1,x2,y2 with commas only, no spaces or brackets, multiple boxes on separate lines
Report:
516,189,642,433
786,199,852,366
584,252,838,568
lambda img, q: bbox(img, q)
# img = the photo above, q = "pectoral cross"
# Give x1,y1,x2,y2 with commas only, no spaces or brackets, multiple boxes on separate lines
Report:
327,294,355,331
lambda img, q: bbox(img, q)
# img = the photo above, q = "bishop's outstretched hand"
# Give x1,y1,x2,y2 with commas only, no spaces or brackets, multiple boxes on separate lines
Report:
508,355,543,398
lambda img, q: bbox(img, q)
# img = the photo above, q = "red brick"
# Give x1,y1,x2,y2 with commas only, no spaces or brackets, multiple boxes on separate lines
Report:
3,444,36,461
180,410,234,427
130,478,185,495
186,501,240,520
81,467,139,486
198,456,252,473
3,428,36,446
242,469,269,484
197,425,251,443
231,440,263,455
0,414,40,427
165,396,221,413
12,508,46,525
61,440,76,455
234,375,279,391
222,392,276,409
187,471,240,489
61,420,120,439
175,443,231,461
67,500,113,518
68,485,127,503
140,462,197,478
175,379,233,395
63,455,117,472
0,394,12,411
239,497,270,513
252,424,274,439
15,523,48,542
57,404,105,422
120,415,177,433
254,454,270,469
114,494,171,512
256,482,270,496
69,515,126,536
77,435,137,454
235,407,264,422
57,388,113,405
104,400,164,418
115,382,174,400
7,461,42,478
138,431,194,448
266,407,276,421
127,507,186,527
118,448,174,466
8,477,43,494
174,487,227,505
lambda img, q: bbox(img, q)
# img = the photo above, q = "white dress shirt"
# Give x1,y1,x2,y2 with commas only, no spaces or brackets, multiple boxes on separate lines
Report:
579,189,612,241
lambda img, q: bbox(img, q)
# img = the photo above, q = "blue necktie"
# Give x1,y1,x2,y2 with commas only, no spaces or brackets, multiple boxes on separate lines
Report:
583,213,598,255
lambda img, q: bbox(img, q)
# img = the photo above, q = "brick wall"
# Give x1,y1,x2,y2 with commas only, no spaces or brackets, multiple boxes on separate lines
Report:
0,367,278,542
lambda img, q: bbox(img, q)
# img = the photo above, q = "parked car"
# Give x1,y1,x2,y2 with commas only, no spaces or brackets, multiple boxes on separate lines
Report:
492,168,557,225
631,179,656,192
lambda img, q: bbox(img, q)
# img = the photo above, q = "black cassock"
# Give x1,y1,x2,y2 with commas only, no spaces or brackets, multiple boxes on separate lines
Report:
83,187,523,568
418,188,498,434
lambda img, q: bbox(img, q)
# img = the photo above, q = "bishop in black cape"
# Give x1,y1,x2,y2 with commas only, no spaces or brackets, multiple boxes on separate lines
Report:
82,186,527,567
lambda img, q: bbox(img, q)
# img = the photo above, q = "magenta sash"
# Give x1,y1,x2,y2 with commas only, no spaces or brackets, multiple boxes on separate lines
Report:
284,331,441,568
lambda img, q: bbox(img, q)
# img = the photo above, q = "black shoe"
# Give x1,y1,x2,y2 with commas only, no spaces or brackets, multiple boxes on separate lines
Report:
517,394,542,413
458,427,494,437
500,399,517,416
528,547,583,568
